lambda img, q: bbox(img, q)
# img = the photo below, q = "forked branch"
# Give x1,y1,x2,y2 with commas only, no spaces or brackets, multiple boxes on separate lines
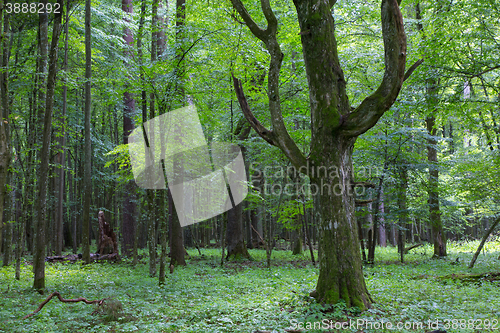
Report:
230,0,307,170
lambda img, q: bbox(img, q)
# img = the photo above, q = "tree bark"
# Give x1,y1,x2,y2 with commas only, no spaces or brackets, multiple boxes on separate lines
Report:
225,202,251,260
82,0,92,264
33,0,64,289
426,113,446,257
169,188,185,266
121,0,136,257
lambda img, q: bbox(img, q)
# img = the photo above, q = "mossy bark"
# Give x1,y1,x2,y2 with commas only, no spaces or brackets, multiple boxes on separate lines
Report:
231,0,406,311
310,135,372,310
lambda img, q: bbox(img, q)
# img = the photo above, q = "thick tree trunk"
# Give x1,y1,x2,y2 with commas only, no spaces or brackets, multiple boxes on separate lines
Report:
167,0,187,268
311,136,372,309
378,187,387,247
291,230,302,255
426,114,446,257
2,185,13,266
397,166,408,262
225,202,251,260
469,216,500,268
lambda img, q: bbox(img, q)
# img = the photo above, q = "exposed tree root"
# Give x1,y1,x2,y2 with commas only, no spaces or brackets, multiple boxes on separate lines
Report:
23,292,108,319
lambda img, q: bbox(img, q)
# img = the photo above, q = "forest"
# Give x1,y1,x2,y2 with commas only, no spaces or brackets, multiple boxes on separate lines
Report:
0,0,499,332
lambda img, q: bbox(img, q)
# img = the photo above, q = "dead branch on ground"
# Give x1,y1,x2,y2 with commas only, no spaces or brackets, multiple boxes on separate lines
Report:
23,291,108,319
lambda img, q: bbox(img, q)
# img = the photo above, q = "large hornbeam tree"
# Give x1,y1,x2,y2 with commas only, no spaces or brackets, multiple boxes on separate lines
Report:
230,0,408,309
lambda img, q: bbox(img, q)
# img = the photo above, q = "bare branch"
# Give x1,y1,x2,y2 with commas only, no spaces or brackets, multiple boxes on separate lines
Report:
230,0,307,170
341,0,407,137
24,292,108,319
230,0,267,41
403,58,424,82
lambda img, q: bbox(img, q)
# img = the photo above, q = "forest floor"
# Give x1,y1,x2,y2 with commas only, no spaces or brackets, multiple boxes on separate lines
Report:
1,241,499,333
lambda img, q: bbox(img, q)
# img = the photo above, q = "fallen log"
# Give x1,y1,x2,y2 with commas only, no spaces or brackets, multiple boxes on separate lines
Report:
403,243,423,254
45,252,119,263
23,292,108,319
439,272,500,283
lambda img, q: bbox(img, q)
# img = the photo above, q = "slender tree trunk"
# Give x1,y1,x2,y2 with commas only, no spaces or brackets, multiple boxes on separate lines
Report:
3,181,13,266
15,185,25,279
158,192,168,284
378,187,387,247
167,0,187,267
225,203,250,259
54,1,69,256
121,0,136,257
303,198,315,265
33,0,63,289
0,0,12,261
397,166,408,263
367,171,385,264
82,0,92,264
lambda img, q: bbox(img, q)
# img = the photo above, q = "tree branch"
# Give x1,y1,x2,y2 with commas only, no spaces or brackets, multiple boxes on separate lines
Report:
230,0,307,170
403,58,424,82
341,0,407,137
232,74,276,146
24,292,108,319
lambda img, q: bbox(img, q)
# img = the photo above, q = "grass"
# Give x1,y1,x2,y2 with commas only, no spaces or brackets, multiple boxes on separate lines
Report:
0,241,499,332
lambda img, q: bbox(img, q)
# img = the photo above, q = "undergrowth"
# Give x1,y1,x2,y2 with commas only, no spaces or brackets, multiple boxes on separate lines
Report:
0,241,499,332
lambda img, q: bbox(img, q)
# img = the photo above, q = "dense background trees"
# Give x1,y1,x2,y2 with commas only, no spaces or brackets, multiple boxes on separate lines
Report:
0,0,499,310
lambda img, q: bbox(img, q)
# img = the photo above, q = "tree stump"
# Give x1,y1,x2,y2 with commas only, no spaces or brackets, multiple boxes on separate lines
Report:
97,211,118,255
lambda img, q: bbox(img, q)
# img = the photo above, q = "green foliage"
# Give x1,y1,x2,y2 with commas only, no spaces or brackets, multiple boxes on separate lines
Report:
2,244,500,332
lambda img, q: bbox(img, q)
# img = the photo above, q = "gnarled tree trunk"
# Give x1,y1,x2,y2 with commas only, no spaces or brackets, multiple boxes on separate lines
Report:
231,0,408,309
